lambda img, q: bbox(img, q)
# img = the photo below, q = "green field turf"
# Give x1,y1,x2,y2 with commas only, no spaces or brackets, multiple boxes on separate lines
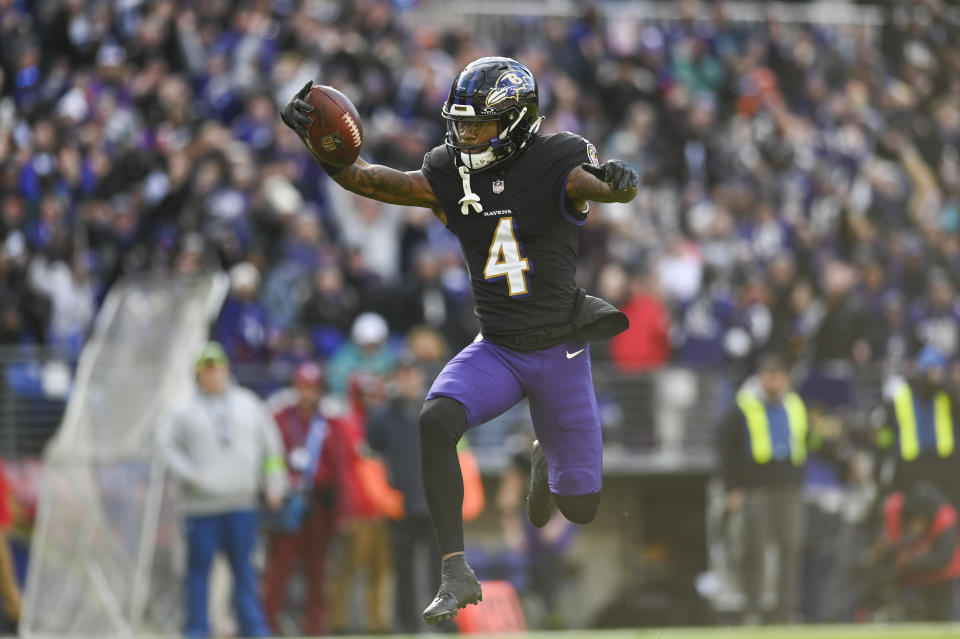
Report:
327,625,960,639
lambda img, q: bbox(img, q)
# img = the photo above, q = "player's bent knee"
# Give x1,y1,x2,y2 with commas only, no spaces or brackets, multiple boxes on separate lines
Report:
554,491,600,524
418,396,468,448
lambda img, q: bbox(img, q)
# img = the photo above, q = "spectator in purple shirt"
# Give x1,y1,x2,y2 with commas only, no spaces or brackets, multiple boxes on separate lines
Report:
214,261,270,364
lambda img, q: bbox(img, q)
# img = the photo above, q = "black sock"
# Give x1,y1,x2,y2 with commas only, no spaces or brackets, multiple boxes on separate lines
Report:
419,397,469,556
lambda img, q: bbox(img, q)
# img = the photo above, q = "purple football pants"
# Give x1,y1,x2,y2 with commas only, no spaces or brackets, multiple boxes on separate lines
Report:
426,335,602,496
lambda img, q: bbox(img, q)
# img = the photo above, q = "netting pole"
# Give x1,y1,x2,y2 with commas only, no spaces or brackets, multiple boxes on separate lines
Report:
128,454,167,631
19,464,52,638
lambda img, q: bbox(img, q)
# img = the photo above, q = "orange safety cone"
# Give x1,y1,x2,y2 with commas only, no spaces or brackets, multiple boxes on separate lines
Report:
454,580,527,634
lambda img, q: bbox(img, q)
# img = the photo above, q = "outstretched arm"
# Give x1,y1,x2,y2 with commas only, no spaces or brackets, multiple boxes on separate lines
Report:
306,147,445,224
281,81,444,222
565,160,639,211
330,158,439,210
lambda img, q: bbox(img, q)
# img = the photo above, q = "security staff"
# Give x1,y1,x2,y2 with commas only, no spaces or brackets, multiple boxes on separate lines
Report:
719,353,808,624
876,346,960,510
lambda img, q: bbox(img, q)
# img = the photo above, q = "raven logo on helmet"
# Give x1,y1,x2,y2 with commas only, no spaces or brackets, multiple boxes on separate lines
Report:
486,71,536,107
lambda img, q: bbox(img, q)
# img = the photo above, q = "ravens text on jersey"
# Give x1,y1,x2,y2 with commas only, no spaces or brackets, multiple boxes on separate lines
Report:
421,131,595,347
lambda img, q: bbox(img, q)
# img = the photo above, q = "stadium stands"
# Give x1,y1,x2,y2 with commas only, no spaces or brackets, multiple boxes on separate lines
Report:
3,0,960,630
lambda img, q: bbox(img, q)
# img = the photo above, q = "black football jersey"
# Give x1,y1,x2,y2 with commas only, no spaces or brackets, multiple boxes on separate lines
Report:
421,132,596,341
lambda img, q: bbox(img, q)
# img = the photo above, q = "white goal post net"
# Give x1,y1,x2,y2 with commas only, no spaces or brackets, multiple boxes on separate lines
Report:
20,273,228,637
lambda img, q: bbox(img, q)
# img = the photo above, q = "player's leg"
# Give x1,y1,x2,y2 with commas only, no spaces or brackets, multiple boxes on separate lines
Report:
419,396,470,558
526,439,556,526
527,340,603,526
420,338,526,623
421,515,446,625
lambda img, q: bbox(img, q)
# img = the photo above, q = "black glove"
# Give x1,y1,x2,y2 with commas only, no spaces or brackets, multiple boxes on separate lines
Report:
580,159,639,193
280,80,315,140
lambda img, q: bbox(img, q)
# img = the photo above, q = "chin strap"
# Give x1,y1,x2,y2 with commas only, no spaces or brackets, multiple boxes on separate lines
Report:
458,165,482,215
524,115,544,147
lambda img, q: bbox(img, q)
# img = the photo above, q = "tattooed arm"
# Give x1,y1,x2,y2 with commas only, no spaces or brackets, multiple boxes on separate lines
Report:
331,158,437,208
327,158,446,226
565,160,639,211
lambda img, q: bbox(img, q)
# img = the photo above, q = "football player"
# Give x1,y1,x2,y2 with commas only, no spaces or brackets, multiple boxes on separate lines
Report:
281,57,639,624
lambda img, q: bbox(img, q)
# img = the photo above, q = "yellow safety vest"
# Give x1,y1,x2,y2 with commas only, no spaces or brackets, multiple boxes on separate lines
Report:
736,390,808,466
892,384,953,461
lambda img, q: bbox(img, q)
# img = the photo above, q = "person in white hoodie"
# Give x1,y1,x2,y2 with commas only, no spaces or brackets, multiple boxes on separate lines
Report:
158,342,287,638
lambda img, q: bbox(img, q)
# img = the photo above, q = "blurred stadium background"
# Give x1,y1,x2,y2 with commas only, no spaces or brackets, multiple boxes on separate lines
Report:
2,0,960,636
313,627,960,639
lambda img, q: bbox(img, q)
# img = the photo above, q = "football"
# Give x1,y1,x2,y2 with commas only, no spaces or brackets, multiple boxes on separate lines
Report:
303,85,363,167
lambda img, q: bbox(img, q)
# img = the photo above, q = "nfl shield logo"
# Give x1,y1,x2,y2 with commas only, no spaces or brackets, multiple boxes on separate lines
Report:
492,179,505,194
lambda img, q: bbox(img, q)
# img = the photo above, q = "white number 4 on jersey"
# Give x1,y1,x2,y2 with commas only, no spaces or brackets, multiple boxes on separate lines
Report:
484,217,530,296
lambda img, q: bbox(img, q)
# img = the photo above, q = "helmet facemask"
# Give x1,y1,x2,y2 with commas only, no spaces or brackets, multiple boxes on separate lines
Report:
444,106,536,171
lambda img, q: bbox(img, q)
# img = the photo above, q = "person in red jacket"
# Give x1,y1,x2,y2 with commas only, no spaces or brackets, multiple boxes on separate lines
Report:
0,455,20,633
881,482,960,620
609,268,670,373
261,362,349,635
606,268,670,448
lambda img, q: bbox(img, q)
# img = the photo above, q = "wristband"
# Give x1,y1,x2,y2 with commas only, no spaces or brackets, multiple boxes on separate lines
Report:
320,161,346,177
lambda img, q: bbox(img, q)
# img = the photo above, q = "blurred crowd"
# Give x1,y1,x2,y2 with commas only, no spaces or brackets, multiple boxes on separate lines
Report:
0,0,956,391
4,0,960,631
0,0,958,412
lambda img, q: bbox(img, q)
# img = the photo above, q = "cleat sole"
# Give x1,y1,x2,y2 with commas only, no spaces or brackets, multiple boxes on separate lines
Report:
422,594,482,625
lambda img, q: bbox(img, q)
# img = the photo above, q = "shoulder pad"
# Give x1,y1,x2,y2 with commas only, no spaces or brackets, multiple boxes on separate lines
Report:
534,131,595,163
423,144,456,174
